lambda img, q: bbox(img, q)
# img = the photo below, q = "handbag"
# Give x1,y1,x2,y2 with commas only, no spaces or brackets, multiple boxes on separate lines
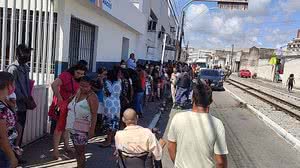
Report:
24,96,37,110
73,119,90,132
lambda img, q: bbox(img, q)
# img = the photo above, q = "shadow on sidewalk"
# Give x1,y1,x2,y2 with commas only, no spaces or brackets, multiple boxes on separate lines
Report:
22,101,169,168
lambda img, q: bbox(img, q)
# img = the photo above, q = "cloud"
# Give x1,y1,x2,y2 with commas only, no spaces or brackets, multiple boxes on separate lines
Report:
279,0,300,14
183,0,297,50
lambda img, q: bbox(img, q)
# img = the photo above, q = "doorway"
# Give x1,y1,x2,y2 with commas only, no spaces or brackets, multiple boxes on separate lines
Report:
121,37,129,61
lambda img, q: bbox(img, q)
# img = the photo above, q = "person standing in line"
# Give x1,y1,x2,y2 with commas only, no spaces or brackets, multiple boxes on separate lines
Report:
132,65,145,118
7,44,33,164
287,74,295,93
94,67,107,135
0,72,18,168
99,67,122,147
170,67,177,105
168,79,228,168
120,68,133,129
49,63,87,159
66,76,98,168
174,68,191,109
127,53,137,70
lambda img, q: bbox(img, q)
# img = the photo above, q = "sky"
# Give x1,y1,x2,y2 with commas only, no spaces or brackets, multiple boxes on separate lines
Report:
172,0,300,50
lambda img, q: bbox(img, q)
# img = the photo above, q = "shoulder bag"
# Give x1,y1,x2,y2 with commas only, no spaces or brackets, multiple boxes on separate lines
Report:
73,92,91,133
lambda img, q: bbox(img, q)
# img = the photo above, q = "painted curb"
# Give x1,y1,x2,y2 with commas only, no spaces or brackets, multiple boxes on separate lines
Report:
224,86,300,152
148,112,162,129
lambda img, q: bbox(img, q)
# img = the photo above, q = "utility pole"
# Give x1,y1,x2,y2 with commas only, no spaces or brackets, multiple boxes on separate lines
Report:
177,11,185,61
185,41,189,62
231,44,234,70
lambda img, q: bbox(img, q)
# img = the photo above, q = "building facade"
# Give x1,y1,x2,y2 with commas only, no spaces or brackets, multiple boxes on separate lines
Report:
187,48,213,67
287,30,300,52
0,0,178,80
130,0,178,63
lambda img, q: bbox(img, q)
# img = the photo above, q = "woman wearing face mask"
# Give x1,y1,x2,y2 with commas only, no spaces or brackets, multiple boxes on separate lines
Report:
0,72,18,168
49,63,87,159
66,76,98,168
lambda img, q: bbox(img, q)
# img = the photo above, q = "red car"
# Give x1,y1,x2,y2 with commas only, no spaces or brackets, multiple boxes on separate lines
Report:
239,69,251,78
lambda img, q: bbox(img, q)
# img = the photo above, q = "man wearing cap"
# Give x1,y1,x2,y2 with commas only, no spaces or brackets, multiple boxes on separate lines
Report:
7,44,32,150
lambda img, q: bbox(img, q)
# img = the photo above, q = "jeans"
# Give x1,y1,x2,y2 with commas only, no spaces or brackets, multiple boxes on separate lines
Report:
0,149,10,168
175,87,189,106
134,92,144,114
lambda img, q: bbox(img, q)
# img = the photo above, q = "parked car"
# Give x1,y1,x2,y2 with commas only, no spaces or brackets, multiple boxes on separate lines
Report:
198,69,224,91
239,69,251,78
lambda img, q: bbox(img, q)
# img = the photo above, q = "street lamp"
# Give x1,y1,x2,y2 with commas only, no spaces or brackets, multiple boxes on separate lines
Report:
176,0,248,61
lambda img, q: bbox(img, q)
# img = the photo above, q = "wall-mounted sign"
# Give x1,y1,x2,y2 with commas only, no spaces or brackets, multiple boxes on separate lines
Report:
102,0,112,13
89,0,102,8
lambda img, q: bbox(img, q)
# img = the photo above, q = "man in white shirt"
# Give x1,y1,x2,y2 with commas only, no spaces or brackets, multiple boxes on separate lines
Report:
168,79,228,168
126,53,137,70
115,108,162,167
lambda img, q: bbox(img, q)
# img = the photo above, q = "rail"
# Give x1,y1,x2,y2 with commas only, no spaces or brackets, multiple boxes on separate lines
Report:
227,79,300,121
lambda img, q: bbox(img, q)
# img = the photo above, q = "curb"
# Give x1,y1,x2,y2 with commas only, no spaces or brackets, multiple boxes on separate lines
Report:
148,112,162,129
224,86,300,152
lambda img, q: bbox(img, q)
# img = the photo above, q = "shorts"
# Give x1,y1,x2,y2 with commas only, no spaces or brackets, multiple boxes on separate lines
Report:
70,131,89,146
97,102,105,114
16,111,27,128
0,149,10,168
103,116,119,131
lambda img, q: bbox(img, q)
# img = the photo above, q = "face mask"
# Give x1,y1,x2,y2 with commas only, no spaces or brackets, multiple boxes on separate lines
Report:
8,86,16,95
120,65,126,69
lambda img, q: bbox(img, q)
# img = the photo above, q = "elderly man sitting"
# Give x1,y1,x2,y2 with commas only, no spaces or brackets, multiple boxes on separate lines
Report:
115,108,162,168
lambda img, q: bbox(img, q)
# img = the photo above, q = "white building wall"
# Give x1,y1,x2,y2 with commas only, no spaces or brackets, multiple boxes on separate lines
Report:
257,59,274,81
138,0,177,62
282,57,300,88
55,0,146,71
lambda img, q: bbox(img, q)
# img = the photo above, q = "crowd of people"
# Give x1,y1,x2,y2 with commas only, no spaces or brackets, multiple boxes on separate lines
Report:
0,44,228,168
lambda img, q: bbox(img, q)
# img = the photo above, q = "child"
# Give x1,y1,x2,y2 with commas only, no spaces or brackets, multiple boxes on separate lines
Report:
287,74,295,93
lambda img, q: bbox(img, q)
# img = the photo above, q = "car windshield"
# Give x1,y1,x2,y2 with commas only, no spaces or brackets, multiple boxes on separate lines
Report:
200,70,219,76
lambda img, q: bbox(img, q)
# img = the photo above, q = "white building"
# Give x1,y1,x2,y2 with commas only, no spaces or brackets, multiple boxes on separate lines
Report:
287,30,300,52
187,48,214,68
130,0,178,63
0,0,178,78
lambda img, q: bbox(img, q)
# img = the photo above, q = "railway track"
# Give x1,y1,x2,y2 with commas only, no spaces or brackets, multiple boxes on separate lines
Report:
226,79,300,121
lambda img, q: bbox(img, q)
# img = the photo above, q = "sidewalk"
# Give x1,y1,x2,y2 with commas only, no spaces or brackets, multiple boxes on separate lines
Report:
231,75,300,98
21,100,168,168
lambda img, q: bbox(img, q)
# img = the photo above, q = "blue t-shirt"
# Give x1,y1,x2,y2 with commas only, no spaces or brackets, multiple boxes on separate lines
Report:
97,89,104,103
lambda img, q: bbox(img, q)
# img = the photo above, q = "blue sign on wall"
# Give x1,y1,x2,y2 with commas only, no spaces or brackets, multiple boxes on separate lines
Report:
103,0,112,11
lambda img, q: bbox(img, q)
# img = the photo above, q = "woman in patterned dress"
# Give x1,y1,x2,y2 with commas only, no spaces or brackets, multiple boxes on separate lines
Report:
99,67,122,147
0,72,18,168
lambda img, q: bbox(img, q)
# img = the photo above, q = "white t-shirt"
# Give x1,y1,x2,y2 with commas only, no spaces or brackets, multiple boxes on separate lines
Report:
168,112,228,168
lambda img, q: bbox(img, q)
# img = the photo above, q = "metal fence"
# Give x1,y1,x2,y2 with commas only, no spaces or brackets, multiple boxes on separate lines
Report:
0,0,57,145
0,0,57,85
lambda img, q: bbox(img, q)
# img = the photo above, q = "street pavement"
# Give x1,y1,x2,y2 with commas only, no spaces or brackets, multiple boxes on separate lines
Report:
22,90,300,167
22,100,168,168
161,91,300,168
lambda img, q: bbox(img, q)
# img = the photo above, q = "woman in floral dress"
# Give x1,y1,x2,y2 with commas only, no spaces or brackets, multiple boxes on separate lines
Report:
99,67,122,147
